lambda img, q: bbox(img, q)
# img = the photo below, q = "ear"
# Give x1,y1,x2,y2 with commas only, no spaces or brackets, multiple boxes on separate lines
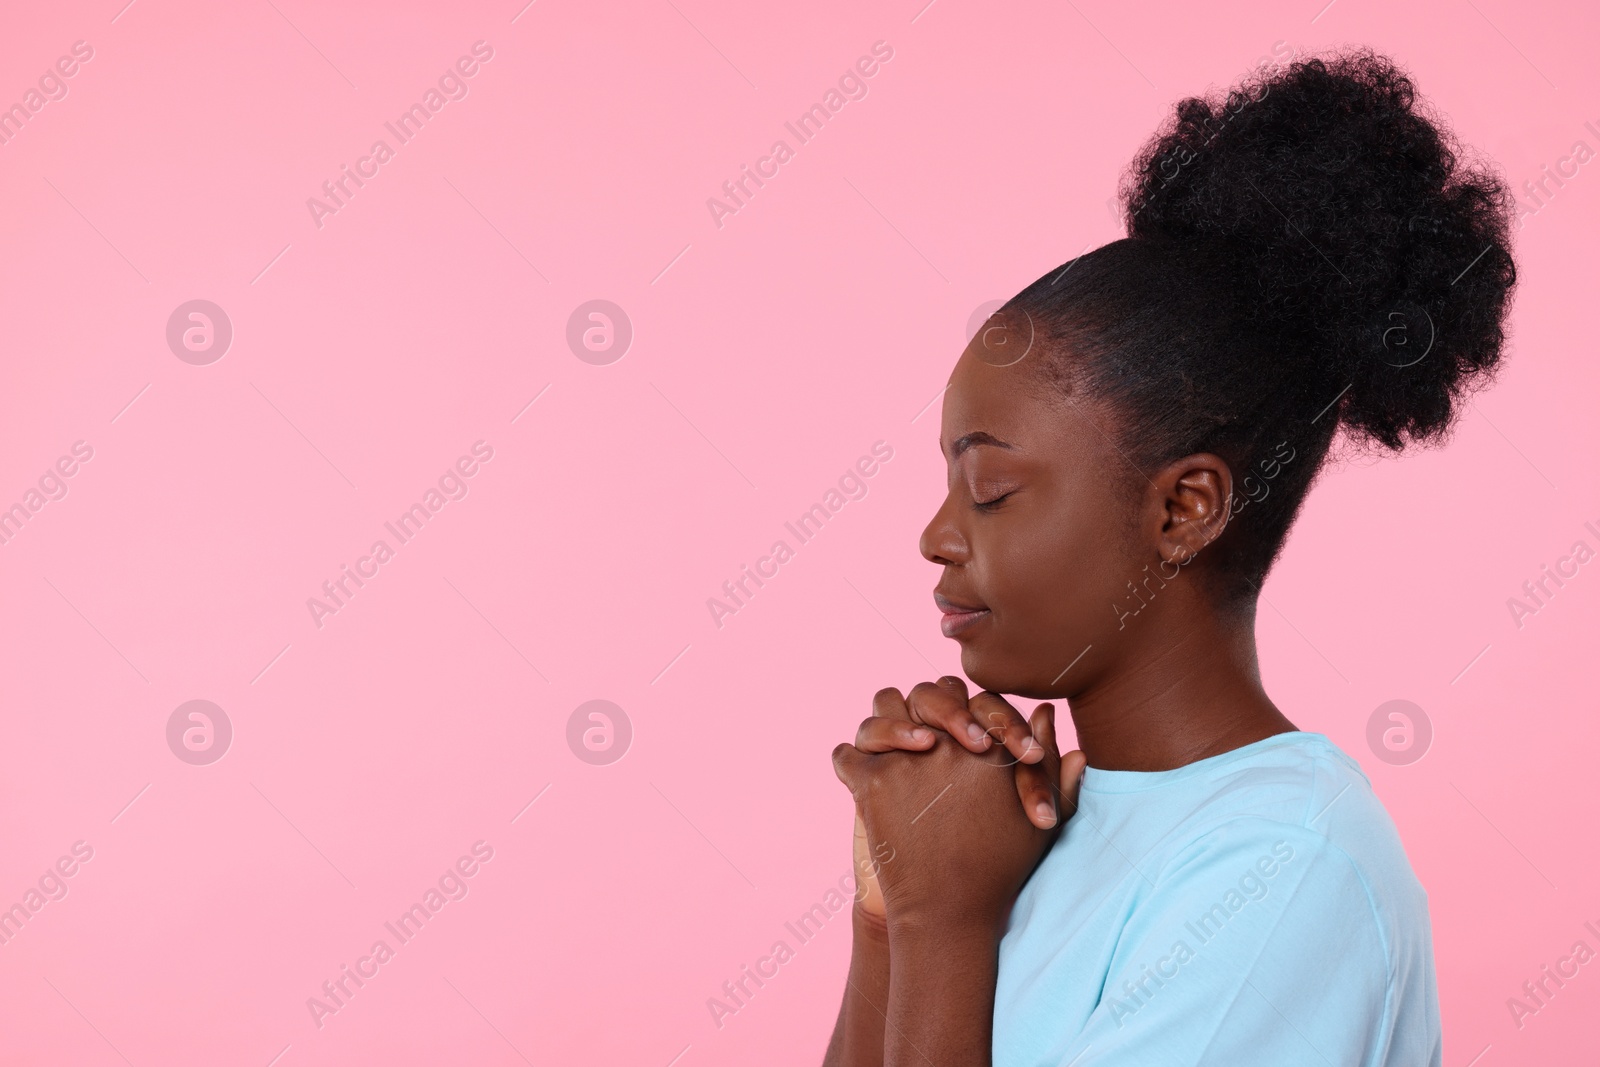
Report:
1152,452,1234,566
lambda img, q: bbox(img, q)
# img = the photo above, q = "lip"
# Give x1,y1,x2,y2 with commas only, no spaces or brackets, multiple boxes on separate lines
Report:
935,592,991,638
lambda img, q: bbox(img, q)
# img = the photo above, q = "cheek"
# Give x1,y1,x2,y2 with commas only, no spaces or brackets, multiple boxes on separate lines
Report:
970,492,1146,684
986,503,1122,615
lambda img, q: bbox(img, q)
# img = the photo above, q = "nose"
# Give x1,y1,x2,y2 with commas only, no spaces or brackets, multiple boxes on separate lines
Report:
919,492,969,566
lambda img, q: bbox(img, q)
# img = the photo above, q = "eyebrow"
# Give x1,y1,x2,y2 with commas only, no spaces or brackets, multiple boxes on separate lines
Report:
947,431,1017,458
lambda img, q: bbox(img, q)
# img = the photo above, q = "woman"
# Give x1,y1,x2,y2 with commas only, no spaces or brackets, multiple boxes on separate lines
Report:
825,49,1516,1066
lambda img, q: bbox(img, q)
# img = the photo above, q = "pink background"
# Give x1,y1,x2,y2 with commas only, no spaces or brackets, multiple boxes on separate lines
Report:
0,0,1595,1063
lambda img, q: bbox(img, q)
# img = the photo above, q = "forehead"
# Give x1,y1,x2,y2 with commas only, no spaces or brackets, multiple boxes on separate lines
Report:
941,314,1054,445
939,326,1114,468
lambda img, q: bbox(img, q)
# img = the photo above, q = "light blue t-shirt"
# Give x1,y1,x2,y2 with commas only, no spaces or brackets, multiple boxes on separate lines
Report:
994,731,1440,1067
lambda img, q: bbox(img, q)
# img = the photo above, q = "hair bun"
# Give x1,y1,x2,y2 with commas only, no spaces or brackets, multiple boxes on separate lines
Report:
1120,48,1517,450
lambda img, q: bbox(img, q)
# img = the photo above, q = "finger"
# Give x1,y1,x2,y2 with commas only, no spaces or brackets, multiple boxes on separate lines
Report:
871,686,912,721
970,691,1044,766
1031,702,1062,771
904,677,992,752
1014,703,1063,828
1059,748,1088,818
856,716,937,754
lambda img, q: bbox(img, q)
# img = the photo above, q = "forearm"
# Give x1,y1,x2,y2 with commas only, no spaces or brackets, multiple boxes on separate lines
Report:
823,905,893,1067
883,921,999,1067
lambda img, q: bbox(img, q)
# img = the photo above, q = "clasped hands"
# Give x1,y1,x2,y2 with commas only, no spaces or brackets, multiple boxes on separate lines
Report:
832,676,1087,936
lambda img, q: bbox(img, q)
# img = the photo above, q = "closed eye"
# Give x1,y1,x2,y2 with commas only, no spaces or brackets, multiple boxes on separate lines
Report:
972,491,1013,513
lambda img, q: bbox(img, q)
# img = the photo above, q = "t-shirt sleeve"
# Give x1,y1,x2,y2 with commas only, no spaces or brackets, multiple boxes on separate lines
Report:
1041,818,1394,1067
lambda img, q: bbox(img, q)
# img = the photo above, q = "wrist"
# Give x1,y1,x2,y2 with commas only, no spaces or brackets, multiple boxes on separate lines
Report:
853,901,892,944
882,915,1000,1067
828,903,893,1067
887,903,1008,947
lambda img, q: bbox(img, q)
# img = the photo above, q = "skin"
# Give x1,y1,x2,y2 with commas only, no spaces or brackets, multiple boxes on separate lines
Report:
824,310,1298,1066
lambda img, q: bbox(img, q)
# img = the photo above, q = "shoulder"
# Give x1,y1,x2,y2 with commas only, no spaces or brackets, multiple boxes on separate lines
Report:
1152,734,1431,973
1173,731,1374,830
1173,735,1420,887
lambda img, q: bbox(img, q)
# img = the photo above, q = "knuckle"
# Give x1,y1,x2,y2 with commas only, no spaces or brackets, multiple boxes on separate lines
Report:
1018,764,1048,789
908,685,964,723
972,690,1016,712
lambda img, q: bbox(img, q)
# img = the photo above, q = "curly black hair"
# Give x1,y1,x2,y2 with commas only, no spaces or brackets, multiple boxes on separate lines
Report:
1009,47,1517,597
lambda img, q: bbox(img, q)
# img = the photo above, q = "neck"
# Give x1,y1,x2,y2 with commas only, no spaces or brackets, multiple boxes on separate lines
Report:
1065,597,1297,772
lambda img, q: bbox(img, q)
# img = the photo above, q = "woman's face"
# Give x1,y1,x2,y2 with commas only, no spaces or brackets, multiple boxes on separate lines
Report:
920,326,1150,698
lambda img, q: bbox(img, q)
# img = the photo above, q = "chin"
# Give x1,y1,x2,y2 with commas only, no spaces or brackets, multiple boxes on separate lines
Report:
961,645,1069,701
961,649,1026,697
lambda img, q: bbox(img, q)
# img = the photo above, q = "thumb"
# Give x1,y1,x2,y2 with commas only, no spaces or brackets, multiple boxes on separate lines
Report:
1059,749,1088,818
832,742,871,796
1029,701,1063,791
